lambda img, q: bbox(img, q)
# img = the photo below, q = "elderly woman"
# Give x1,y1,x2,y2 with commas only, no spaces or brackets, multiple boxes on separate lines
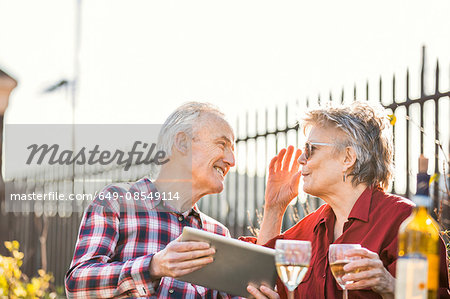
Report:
247,102,449,299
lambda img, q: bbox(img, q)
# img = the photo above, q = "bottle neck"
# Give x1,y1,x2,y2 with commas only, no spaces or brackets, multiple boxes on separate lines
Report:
413,205,429,215
412,195,431,208
411,194,431,217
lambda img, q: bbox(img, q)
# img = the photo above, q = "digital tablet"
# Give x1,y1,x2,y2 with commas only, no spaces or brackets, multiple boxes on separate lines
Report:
178,227,277,297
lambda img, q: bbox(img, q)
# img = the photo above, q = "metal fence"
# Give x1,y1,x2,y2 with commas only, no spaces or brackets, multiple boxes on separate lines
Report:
199,46,450,237
1,47,449,289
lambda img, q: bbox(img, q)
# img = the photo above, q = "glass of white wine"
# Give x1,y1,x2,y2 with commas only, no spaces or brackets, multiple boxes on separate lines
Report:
275,240,311,299
328,244,362,299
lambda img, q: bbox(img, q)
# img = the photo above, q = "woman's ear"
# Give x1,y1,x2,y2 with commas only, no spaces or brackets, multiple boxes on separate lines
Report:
342,146,357,172
173,132,189,155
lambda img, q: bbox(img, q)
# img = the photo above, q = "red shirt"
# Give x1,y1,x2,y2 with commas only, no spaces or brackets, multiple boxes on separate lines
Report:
242,186,450,298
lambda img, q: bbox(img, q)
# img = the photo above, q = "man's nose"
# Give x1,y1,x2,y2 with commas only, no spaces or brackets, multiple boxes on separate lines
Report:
224,148,235,167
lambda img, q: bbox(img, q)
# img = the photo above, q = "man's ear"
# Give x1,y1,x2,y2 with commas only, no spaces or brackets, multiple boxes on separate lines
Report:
342,146,357,172
173,132,189,155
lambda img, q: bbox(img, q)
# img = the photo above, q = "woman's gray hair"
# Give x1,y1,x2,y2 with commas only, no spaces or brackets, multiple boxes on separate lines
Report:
151,101,225,178
302,101,394,190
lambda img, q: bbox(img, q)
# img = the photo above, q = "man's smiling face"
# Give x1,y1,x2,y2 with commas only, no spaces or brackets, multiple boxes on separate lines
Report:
190,113,235,197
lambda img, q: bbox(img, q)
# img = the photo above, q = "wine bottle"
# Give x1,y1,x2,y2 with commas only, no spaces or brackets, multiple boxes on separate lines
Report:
395,155,440,299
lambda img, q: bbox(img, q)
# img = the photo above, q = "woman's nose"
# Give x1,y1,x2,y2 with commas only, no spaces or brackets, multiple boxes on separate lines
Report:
298,152,307,165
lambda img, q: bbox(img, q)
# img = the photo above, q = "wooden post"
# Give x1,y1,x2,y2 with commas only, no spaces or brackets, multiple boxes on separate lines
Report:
0,69,17,253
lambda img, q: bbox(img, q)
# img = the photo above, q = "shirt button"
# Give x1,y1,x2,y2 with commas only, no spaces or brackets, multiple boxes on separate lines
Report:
169,289,174,294
323,274,326,278
178,216,184,222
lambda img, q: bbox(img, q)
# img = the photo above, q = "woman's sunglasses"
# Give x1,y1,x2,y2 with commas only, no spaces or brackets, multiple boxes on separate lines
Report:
304,142,335,160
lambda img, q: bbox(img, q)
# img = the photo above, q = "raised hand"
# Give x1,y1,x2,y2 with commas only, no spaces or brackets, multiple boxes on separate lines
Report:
264,146,302,214
257,146,302,245
150,236,215,279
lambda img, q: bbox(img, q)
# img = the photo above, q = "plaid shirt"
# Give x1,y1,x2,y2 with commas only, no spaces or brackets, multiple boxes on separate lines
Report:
65,177,236,298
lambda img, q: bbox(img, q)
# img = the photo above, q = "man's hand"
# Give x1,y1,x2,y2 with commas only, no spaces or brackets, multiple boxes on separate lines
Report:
149,236,215,279
342,248,395,299
247,285,280,299
264,146,302,214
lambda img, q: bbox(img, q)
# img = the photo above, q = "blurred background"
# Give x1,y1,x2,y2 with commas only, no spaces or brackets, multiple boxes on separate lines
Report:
0,0,449,296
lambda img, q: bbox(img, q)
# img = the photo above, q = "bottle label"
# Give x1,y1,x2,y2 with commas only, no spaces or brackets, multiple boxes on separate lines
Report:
395,256,428,299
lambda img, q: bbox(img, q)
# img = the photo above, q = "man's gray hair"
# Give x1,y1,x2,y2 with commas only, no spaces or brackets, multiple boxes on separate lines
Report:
151,101,225,178
302,101,394,190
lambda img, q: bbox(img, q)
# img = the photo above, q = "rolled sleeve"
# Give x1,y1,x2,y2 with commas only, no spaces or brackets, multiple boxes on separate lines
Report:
65,197,158,298
130,254,157,296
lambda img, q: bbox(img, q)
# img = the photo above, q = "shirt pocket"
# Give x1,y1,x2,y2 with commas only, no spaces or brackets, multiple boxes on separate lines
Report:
299,252,315,285
300,264,313,284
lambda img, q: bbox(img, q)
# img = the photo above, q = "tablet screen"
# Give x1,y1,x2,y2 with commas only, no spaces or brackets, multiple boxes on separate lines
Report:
178,227,277,297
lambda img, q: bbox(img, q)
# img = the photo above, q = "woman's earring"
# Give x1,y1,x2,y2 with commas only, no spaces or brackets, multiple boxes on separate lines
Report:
343,172,347,182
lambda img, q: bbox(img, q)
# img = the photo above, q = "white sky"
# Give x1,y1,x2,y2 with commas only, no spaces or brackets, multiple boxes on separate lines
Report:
1,0,449,127
0,0,449,195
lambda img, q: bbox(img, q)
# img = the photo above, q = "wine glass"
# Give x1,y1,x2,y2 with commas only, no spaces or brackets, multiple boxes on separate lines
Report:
275,240,311,299
328,244,362,299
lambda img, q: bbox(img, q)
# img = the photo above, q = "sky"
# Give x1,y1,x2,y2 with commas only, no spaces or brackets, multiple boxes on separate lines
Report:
0,0,449,194
1,0,449,126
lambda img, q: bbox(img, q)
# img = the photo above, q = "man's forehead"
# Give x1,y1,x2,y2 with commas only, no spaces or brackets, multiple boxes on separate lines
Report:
211,127,236,145
194,113,235,137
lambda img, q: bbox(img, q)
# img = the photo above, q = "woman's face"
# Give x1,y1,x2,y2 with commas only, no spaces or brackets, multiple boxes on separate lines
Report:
299,126,345,198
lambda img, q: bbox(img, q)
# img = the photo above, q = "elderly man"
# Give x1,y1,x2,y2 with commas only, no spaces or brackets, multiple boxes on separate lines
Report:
65,102,241,298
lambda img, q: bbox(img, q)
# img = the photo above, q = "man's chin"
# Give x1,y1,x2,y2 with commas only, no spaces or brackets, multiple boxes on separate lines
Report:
199,181,224,196
213,183,224,194
210,181,224,194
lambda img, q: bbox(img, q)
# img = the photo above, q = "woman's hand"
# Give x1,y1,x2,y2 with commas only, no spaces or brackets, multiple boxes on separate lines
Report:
264,146,302,214
342,248,395,299
247,285,280,299
257,146,302,245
